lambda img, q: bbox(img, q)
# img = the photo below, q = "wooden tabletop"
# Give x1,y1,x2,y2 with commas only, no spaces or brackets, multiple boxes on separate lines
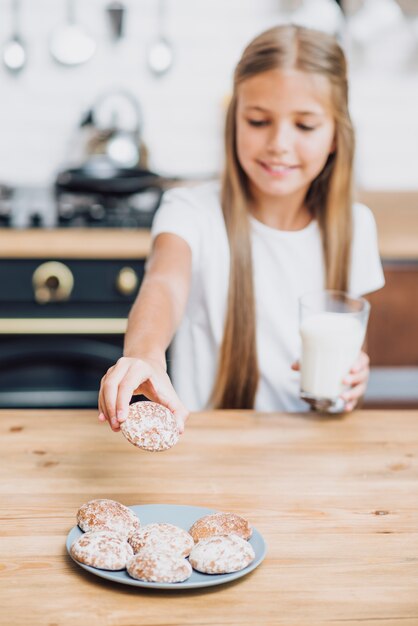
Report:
1,409,417,626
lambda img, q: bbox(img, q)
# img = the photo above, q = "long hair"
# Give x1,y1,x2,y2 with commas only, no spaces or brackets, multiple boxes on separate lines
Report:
210,24,355,410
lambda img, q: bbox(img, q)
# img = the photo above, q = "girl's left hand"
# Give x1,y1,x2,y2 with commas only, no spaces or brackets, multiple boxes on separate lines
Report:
291,350,370,412
340,350,370,412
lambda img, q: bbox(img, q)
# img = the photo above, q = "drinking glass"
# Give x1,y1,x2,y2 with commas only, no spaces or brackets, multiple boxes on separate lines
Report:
299,290,370,413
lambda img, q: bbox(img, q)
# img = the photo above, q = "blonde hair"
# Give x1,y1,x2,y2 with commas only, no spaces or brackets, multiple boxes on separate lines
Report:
211,24,355,410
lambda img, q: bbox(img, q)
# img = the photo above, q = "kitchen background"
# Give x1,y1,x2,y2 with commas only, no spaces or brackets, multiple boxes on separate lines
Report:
0,0,417,409
1,0,418,188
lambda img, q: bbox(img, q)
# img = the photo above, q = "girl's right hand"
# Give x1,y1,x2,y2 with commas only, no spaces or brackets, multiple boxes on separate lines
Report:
98,356,189,434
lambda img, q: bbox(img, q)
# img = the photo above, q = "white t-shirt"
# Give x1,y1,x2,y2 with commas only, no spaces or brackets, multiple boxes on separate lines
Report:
151,182,385,412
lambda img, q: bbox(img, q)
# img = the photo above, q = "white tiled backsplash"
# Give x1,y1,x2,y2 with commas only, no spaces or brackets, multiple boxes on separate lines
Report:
0,0,417,189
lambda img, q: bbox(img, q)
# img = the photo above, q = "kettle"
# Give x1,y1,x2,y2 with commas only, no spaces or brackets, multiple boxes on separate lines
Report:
56,90,166,197
78,90,147,169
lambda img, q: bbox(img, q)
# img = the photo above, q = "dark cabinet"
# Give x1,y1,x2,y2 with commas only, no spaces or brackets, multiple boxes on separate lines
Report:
367,261,418,366
365,260,418,408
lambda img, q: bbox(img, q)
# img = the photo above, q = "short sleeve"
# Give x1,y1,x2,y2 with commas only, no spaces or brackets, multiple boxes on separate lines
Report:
349,203,385,296
151,187,202,267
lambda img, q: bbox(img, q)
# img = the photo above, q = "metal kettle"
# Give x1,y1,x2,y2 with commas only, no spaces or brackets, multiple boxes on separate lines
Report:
56,90,164,197
79,90,147,169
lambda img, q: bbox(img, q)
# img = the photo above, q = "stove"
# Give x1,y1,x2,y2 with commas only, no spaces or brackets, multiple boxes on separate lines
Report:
0,175,169,409
0,181,160,409
0,183,163,229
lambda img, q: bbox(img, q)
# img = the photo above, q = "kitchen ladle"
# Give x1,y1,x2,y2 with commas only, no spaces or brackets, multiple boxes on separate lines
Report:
50,0,96,66
147,0,174,77
2,0,27,75
106,1,126,40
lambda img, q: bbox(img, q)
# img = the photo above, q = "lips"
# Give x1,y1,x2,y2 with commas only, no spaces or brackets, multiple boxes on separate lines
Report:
258,161,299,176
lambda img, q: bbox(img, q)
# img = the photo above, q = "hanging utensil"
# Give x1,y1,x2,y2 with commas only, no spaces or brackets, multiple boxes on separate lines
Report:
106,1,126,41
50,0,96,67
2,0,27,75
289,0,344,37
147,0,174,77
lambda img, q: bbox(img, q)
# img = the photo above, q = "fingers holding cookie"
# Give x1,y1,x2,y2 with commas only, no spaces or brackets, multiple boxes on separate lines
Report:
98,357,188,435
99,358,133,431
118,361,188,434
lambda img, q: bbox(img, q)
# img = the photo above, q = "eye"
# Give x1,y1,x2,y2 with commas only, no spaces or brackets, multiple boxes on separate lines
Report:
296,123,316,131
247,119,269,127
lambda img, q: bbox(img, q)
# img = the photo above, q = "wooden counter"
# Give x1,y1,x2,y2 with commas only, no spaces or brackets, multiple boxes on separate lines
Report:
0,190,417,260
357,190,418,261
0,228,152,259
1,409,417,625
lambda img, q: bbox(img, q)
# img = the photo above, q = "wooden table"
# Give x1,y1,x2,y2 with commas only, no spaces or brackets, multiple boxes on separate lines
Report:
1,409,417,625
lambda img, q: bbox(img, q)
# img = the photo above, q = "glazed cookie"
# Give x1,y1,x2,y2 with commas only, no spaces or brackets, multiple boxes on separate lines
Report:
129,523,194,557
120,401,179,452
189,512,252,543
189,534,255,574
77,499,140,538
126,551,192,583
70,530,133,570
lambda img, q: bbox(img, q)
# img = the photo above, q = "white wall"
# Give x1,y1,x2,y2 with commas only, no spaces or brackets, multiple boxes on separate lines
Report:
0,0,417,189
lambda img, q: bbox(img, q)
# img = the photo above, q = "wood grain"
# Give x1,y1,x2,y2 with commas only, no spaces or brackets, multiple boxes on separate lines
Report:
0,190,418,260
0,409,417,625
357,190,418,260
0,228,151,259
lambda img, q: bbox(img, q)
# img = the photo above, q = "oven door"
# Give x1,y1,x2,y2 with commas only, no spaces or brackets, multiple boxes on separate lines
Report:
0,333,123,408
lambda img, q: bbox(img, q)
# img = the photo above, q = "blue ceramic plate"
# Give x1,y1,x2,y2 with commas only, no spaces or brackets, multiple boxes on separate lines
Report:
66,503,267,590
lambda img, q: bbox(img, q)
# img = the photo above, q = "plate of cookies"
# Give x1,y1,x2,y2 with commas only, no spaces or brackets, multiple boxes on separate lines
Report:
66,500,266,589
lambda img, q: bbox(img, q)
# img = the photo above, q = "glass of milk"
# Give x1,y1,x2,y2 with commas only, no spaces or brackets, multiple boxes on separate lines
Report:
299,290,370,413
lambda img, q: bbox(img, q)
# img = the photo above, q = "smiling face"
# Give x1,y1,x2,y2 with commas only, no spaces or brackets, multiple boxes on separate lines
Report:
236,68,336,209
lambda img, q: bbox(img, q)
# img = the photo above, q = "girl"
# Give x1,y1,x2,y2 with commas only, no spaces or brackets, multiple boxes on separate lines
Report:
98,25,384,432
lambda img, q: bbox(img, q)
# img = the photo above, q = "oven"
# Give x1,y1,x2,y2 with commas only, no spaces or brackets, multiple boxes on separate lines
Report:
0,173,165,408
0,256,145,408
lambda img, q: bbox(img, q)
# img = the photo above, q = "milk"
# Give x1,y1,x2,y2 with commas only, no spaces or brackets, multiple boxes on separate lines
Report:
300,312,365,400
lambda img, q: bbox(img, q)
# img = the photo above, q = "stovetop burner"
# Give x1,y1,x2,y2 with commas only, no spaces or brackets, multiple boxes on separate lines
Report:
0,184,164,229
57,187,162,228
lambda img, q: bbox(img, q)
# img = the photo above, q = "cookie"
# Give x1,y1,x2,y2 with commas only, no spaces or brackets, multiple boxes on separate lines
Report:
120,401,179,452
70,530,133,570
189,534,255,574
126,551,192,583
129,522,194,557
189,512,252,543
77,499,140,538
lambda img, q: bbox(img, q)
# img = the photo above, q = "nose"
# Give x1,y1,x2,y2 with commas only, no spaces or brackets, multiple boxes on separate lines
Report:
267,122,292,154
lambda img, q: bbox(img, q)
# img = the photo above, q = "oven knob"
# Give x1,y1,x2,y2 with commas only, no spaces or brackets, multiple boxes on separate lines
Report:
116,267,139,296
32,261,74,304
